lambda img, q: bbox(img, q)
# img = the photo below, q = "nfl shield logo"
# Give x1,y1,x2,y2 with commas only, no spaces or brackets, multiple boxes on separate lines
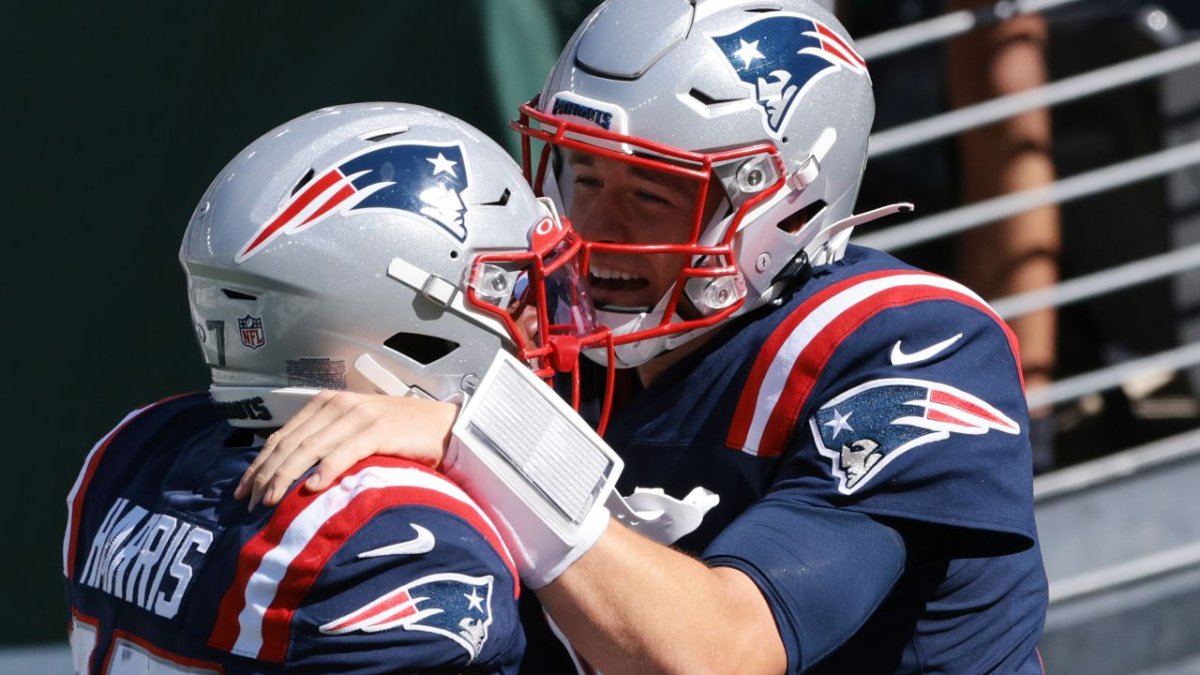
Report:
238,314,266,350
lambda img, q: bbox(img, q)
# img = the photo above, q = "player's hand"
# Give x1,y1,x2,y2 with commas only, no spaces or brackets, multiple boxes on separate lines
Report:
234,391,458,510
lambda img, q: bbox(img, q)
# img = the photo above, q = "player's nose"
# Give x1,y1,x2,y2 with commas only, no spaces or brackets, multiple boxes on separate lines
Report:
575,190,632,244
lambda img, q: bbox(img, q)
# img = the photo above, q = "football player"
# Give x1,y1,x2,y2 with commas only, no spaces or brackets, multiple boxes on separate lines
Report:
240,2,1049,673
63,102,602,674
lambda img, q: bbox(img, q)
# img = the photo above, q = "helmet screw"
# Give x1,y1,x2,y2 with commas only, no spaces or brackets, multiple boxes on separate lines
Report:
756,253,771,273
461,374,480,393
490,274,509,292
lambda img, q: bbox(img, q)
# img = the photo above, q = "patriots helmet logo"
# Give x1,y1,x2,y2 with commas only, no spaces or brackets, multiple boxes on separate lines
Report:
711,15,867,138
811,378,1019,494
237,142,470,262
320,572,495,662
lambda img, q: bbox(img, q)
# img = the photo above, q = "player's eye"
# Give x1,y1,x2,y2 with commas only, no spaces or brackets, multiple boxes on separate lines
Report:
574,174,603,190
634,188,672,206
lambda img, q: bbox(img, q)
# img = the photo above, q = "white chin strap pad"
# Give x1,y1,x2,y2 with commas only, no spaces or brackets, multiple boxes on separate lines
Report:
607,487,719,546
445,351,623,588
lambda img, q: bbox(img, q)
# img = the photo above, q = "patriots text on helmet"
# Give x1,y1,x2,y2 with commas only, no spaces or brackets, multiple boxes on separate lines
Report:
212,396,272,422
551,99,614,130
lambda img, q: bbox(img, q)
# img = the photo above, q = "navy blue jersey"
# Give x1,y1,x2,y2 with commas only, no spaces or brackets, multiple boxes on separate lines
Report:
527,246,1047,674
64,393,524,674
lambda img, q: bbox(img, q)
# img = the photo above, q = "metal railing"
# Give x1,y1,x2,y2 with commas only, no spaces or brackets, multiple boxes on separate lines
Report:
858,2,1200,422
856,0,1089,60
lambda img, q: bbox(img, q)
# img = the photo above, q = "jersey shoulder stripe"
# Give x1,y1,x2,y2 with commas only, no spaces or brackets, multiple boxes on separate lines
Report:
209,457,516,662
64,394,194,578
727,270,1021,458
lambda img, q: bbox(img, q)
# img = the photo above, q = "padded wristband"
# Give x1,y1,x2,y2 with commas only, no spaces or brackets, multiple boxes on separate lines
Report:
444,351,623,588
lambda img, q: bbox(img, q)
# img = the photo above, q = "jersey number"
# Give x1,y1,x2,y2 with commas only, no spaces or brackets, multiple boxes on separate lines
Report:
70,612,219,675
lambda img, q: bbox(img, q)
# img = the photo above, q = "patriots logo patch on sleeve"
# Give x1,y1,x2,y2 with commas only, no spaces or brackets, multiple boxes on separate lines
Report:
320,572,495,662
810,378,1019,494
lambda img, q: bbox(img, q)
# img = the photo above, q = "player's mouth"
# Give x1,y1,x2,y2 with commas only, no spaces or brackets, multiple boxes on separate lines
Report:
587,262,651,308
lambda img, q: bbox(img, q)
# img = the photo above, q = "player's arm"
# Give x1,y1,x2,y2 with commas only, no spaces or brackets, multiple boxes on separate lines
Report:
542,494,910,675
235,393,905,673
539,521,786,674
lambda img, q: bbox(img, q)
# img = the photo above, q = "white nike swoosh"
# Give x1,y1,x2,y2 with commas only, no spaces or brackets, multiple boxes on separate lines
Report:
357,524,435,558
890,333,963,366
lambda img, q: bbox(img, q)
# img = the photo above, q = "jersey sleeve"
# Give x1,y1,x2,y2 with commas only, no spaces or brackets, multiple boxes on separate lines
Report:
728,272,1038,545
705,282,1040,670
208,458,524,675
797,294,1037,545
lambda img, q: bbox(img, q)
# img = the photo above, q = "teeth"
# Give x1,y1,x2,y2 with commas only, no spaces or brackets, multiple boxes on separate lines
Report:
589,264,643,281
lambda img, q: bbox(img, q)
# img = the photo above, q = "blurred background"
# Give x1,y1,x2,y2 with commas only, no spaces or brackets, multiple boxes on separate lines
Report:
7,1,1200,672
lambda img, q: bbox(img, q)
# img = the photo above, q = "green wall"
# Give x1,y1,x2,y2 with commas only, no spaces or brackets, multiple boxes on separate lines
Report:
7,0,595,646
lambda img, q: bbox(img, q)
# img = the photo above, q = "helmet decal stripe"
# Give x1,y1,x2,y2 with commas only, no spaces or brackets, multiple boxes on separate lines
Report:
237,168,345,261
295,182,357,230
815,21,866,69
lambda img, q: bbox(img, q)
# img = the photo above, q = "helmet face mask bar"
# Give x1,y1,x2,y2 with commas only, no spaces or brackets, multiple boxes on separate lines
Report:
512,0,891,370
515,99,790,366
465,212,616,420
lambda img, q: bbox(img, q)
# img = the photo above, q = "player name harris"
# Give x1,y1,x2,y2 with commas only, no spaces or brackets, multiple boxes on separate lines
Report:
79,498,214,619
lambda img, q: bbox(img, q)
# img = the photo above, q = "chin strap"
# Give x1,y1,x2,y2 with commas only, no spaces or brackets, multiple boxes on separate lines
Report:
607,487,719,545
772,201,916,298
810,201,915,265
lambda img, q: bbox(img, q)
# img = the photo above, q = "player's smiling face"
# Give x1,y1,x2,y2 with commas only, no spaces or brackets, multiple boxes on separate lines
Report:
566,152,719,311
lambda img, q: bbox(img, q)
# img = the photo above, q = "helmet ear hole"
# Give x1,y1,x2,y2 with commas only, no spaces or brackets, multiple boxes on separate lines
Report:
778,200,827,235
221,288,257,301
384,332,460,366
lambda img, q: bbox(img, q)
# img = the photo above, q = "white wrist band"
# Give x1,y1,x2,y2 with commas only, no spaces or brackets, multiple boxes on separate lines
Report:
444,350,623,588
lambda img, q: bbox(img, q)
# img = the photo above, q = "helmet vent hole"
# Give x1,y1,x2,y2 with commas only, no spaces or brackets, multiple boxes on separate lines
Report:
384,332,460,366
363,128,409,143
778,200,827,235
222,288,258,301
449,251,460,259
744,4,782,13
291,169,315,196
482,188,511,207
688,88,737,106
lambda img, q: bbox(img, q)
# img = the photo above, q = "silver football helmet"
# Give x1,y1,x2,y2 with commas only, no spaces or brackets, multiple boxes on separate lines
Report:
181,103,605,428
515,0,908,368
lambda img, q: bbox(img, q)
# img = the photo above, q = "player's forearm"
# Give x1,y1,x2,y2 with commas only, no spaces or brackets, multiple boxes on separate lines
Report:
537,520,787,675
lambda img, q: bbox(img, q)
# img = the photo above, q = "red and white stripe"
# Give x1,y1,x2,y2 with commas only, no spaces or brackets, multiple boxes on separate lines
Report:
899,385,1020,436
236,167,380,263
63,395,191,578
813,20,867,73
727,271,1020,458
209,459,515,662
